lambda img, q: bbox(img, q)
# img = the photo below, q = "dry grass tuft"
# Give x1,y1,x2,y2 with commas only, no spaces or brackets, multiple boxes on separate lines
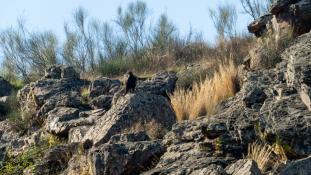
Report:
247,142,273,171
170,60,238,121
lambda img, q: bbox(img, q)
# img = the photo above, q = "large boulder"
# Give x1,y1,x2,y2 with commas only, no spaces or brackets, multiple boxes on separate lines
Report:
88,140,164,175
0,77,13,97
32,143,79,175
248,14,273,37
112,72,178,105
83,92,176,146
90,95,113,110
89,77,121,99
45,108,105,137
248,0,311,37
17,65,89,119
283,32,311,111
44,65,79,79
135,72,177,96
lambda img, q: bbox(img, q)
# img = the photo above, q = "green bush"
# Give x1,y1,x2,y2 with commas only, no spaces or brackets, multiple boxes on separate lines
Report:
0,134,63,175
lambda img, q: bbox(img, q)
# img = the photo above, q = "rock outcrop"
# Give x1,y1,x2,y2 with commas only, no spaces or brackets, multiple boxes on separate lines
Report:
83,92,176,146
2,30,311,174
248,0,311,37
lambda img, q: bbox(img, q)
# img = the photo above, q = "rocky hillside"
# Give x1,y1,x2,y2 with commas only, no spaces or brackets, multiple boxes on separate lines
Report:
1,1,311,175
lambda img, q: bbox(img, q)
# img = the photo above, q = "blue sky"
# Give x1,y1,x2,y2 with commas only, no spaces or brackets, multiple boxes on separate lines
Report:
0,0,252,63
0,0,252,40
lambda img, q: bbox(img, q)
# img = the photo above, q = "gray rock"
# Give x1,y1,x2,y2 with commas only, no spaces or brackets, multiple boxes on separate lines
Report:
90,95,113,110
18,70,89,118
242,83,267,109
45,108,105,137
44,65,79,79
68,126,91,143
44,107,80,135
108,132,150,144
283,32,311,111
89,141,164,175
189,164,227,175
281,156,311,175
61,66,79,79
259,94,311,158
249,0,311,37
135,72,177,96
83,92,176,146
89,77,121,99
112,72,177,105
247,14,273,37
61,154,89,175
225,159,261,175
44,65,62,79
0,76,13,97
33,143,79,175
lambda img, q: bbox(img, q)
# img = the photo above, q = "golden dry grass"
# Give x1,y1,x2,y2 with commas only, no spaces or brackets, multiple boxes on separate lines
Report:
170,60,238,121
247,142,273,171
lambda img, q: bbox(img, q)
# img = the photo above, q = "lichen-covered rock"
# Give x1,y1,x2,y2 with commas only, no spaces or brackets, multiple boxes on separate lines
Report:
32,143,79,175
83,92,176,146
281,156,311,175
45,108,105,137
248,14,273,37
283,32,311,111
249,0,311,37
135,72,177,96
225,159,261,175
90,95,113,110
84,93,175,145
17,65,89,119
112,72,177,105
0,120,20,165
108,132,150,144
44,65,79,79
68,126,91,143
88,141,164,175
89,77,121,99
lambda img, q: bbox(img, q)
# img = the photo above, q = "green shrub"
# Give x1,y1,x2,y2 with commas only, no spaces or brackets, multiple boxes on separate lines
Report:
0,134,63,175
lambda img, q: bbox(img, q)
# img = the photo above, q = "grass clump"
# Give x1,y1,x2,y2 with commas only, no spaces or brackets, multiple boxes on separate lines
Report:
170,60,238,121
3,92,35,134
247,142,273,172
249,24,294,69
0,146,45,175
80,86,90,104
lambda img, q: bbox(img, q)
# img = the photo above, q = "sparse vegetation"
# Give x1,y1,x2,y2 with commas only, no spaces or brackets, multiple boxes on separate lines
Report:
247,142,273,171
0,1,253,83
249,24,294,69
170,60,238,121
80,86,90,104
3,92,35,134
0,134,62,175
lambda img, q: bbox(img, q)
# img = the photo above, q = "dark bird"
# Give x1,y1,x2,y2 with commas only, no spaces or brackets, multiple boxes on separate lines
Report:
124,71,137,95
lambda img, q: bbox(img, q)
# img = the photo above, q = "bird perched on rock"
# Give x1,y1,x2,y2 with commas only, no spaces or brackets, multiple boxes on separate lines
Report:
124,71,137,95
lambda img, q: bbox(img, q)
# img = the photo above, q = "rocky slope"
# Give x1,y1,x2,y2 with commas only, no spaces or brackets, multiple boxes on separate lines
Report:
0,2,311,174
0,29,310,174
